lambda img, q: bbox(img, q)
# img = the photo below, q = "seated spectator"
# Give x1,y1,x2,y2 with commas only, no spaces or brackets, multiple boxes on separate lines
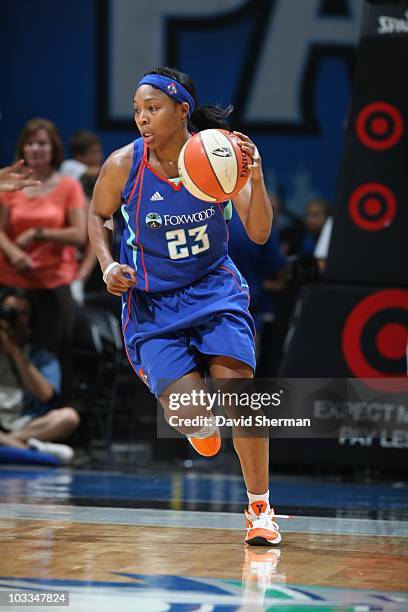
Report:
0,118,87,402
299,198,330,256
0,289,80,463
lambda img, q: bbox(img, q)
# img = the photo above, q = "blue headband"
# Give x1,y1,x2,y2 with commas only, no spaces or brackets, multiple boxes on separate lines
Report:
137,74,196,117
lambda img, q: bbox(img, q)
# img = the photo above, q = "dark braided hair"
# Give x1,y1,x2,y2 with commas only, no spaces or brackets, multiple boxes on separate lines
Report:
144,67,233,132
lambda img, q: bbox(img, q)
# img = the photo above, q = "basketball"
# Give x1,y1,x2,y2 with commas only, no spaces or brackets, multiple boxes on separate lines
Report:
178,129,251,203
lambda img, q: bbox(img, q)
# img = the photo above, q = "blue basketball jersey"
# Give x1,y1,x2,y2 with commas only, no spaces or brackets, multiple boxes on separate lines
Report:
119,138,230,292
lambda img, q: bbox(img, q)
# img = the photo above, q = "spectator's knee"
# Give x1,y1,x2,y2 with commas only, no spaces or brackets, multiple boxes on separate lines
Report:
59,407,80,432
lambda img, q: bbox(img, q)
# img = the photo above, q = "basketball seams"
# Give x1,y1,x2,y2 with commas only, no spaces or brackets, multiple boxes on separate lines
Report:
179,129,250,203
199,132,232,197
179,141,217,202
200,130,238,195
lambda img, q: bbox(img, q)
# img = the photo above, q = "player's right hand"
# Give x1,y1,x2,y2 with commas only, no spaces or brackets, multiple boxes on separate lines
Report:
106,264,136,296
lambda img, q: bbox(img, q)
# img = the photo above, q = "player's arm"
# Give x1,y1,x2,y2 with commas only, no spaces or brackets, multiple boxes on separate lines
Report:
88,147,136,296
231,131,273,245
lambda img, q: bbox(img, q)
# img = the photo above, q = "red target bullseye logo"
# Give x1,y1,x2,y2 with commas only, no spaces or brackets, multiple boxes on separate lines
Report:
356,102,404,150
342,289,408,392
348,183,397,231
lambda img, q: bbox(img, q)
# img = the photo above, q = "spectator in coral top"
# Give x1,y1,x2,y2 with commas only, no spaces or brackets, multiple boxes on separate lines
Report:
0,118,87,401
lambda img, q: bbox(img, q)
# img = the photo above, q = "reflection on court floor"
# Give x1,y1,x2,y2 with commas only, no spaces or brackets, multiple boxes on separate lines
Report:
0,467,407,610
0,466,407,516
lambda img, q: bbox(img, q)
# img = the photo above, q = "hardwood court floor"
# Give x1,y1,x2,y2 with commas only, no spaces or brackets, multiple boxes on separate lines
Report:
0,511,408,610
1,519,407,594
0,465,407,609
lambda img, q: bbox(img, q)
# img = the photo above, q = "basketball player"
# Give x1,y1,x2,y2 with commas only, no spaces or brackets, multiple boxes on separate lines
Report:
89,67,281,546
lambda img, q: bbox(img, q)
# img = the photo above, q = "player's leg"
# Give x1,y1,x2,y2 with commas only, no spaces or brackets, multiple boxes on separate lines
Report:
207,356,269,493
208,355,281,546
159,371,221,457
208,356,268,493
127,330,221,458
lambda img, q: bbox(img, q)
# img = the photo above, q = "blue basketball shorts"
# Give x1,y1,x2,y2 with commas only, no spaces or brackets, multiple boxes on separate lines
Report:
122,260,256,397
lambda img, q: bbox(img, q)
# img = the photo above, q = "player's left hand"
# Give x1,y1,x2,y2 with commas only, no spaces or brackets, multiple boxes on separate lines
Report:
232,131,262,181
15,228,37,248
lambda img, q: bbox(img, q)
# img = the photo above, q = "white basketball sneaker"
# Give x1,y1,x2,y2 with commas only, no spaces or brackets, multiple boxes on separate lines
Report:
245,501,282,546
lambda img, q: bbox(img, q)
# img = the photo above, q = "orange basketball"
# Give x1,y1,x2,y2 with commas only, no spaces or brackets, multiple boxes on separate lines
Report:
178,129,251,203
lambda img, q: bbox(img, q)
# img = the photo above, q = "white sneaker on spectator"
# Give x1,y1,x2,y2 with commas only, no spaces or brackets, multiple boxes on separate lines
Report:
28,438,74,464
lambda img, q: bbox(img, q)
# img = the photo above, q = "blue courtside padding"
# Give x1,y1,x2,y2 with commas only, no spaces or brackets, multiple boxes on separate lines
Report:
0,447,60,467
